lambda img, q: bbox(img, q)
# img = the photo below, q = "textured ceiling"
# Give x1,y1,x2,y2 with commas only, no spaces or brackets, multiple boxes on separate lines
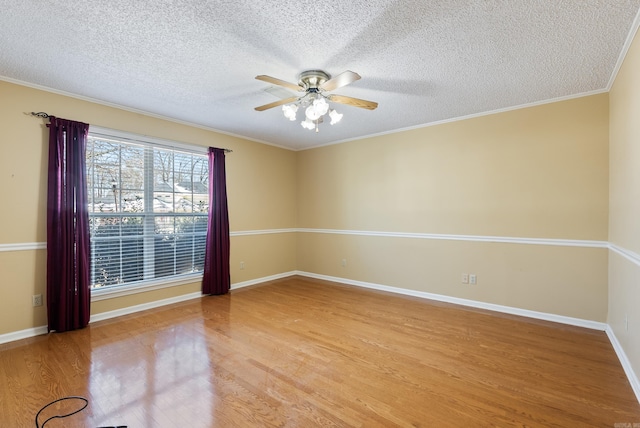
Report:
1,1,639,150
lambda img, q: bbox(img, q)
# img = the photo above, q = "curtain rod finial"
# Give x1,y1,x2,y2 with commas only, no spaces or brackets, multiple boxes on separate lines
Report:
29,111,51,118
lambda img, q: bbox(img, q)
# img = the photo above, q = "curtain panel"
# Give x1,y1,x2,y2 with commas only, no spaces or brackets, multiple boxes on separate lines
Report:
46,117,91,332
202,147,230,295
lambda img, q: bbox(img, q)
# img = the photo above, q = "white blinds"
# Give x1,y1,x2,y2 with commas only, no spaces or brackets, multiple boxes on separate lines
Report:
86,132,209,289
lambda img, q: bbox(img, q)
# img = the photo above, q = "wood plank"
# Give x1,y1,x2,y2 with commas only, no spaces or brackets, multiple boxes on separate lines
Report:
0,275,638,427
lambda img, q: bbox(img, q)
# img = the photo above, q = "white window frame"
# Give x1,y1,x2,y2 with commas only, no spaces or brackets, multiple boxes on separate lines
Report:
88,126,208,301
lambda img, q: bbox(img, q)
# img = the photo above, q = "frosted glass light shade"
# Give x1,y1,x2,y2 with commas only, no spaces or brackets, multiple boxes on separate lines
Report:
301,119,315,130
282,104,298,121
329,109,343,125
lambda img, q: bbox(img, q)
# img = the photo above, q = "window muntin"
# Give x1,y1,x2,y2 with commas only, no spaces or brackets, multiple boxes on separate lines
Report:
86,133,208,290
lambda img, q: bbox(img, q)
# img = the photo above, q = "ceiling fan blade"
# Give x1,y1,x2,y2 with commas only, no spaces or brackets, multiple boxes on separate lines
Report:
320,71,361,92
263,86,297,100
254,96,299,111
255,75,303,92
328,94,378,110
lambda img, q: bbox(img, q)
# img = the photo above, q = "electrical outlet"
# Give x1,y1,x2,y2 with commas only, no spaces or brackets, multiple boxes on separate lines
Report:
32,294,43,307
341,259,347,267
461,273,469,284
240,261,245,270
469,274,477,285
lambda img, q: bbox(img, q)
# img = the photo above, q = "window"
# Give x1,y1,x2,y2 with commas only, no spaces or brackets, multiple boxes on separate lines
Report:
86,129,209,290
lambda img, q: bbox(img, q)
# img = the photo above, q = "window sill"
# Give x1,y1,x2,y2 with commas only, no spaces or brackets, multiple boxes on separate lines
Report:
91,273,203,302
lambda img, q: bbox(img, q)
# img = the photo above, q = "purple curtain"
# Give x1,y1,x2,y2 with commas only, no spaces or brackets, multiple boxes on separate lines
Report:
46,117,91,332
202,147,230,295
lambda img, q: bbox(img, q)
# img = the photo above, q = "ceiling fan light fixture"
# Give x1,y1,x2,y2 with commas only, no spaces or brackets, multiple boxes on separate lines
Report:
301,119,315,130
329,109,343,125
282,104,298,121
304,105,321,121
305,97,329,121
314,97,329,115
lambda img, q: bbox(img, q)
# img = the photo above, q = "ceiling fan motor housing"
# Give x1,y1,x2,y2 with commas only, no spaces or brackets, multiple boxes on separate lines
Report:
298,70,330,90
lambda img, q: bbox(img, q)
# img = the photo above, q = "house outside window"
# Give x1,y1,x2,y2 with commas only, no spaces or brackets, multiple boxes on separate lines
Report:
86,128,209,292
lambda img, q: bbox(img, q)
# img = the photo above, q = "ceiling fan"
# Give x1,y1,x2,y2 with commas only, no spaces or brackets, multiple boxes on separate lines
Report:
254,70,378,132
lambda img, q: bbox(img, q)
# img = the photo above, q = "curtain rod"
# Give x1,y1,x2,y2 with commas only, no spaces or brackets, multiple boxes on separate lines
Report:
29,111,233,153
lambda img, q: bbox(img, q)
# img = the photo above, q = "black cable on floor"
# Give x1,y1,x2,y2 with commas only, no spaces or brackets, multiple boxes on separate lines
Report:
35,396,88,428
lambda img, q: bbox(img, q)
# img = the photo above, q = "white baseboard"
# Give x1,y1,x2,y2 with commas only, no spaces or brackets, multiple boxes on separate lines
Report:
606,326,640,404
296,271,607,331
0,326,48,345
230,271,297,290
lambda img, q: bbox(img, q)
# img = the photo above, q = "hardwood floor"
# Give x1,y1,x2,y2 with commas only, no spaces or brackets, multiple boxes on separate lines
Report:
1,276,639,427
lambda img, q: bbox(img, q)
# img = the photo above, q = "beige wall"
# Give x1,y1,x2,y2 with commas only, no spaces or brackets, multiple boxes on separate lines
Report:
609,26,640,383
298,95,609,238
297,94,609,321
0,81,297,335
